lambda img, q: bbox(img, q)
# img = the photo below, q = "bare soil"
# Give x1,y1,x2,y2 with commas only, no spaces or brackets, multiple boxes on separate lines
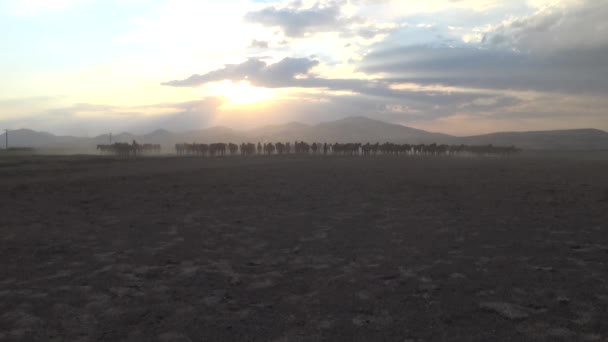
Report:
1,154,607,341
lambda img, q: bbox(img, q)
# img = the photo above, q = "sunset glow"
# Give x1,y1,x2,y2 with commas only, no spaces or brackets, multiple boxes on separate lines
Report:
203,81,275,109
0,0,606,135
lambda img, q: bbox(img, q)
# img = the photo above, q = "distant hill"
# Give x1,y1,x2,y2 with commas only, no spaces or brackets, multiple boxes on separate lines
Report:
1,117,607,153
309,117,452,143
247,122,313,142
0,129,87,152
246,117,451,143
458,129,608,150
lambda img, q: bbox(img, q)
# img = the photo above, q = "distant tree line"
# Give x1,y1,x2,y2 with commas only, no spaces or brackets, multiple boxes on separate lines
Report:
96,141,161,156
175,142,521,157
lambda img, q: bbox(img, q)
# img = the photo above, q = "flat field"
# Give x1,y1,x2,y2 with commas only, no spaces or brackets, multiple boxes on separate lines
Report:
1,154,607,341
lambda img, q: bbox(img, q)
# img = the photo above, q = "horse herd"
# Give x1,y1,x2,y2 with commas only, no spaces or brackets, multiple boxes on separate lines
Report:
174,141,521,157
96,140,520,157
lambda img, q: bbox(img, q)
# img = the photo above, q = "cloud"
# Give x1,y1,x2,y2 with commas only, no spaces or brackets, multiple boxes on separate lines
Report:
482,0,608,53
2,98,224,135
250,39,269,49
161,56,530,130
354,26,394,39
6,0,608,136
162,52,529,112
244,1,397,44
355,0,608,94
244,2,354,37
153,0,608,135
360,38,608,93
162,57,320,88
4,89,605,137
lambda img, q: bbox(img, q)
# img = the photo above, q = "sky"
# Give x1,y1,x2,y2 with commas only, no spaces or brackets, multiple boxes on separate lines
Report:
0,0,606,136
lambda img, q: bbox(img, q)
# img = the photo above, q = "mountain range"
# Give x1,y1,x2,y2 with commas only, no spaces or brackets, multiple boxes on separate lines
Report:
2,116,608,153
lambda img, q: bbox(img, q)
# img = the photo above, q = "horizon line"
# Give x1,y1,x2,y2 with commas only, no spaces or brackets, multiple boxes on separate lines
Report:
1,116,606,139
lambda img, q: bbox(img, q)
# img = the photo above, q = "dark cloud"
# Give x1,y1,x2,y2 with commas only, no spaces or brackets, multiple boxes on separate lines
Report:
356,0,608,94
162,57,319,88
244,1,393,41
162,56,519,117
361,44,608,93
244,2,354,37
164,0,608,129
161,57,378,95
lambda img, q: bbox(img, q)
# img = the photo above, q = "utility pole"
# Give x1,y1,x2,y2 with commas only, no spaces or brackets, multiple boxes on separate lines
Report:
4,129,7,150
109,133,112,144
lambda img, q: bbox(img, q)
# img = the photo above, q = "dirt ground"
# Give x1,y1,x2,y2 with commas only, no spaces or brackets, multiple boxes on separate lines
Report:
1,154,607,341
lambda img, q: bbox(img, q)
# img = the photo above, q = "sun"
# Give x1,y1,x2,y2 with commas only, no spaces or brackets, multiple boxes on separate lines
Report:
202,80,274,108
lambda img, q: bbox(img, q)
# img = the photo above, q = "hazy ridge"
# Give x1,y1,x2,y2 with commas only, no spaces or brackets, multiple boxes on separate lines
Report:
2,116,608,153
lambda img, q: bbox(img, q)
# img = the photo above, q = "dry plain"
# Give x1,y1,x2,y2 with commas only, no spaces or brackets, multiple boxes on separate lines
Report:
1,153,607,341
